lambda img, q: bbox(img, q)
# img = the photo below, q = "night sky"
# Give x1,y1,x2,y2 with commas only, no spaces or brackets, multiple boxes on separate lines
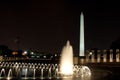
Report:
0,0,120,54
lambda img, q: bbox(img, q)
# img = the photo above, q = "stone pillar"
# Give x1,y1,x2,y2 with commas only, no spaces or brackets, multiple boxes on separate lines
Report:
79,56,85,64
116,49,120,62
91,50,95,63
73,56,79,64
86,50,89,63
103,50,107,62
110,49,113,62
97,50,101,63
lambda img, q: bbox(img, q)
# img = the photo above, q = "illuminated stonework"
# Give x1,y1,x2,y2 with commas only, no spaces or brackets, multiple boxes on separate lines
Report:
79,12,85,56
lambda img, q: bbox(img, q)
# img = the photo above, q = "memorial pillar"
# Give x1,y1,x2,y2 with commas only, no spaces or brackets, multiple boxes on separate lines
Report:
116,49,120,62
110,49,113,62
103,50,107,62
91,50,95,63
86,50,89,63
97,50,101,63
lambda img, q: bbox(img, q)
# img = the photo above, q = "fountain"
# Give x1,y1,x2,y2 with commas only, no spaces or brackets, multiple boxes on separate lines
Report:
59,40,91,79
0,61,92,79
0,68,6,78
7,69,12,79
60,40,73,76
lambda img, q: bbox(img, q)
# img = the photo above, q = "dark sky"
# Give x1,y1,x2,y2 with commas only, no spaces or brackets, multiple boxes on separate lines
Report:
0,0,120,54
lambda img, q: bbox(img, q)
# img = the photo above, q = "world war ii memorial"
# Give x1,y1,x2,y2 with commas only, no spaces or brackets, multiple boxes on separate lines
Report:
0,12,119,80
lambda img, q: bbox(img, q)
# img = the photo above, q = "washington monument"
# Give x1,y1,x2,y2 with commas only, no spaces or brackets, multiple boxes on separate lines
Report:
79,12,85,56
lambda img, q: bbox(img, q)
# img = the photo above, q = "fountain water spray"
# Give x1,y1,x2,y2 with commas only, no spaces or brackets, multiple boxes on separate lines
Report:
60,40,73,76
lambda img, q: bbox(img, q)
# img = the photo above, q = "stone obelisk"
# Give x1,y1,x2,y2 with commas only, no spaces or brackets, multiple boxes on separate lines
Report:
79,12,85,56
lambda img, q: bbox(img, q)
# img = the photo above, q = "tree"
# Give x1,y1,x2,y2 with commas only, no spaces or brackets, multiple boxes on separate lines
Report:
0,45,12,56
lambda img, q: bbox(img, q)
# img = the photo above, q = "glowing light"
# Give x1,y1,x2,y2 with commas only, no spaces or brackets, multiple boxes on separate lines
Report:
43,56,46,58
31,52,34,55
89,52,92,55
12,51,18,55
24,51,27,54
22,51,27,55
55,54,57,57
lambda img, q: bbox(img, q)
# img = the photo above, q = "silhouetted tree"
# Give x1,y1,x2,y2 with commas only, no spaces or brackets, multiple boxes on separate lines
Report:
0,45,12,56
17,50,23,57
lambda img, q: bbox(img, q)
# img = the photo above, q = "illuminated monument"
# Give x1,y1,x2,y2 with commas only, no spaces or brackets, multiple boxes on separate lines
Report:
79,12,85,56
